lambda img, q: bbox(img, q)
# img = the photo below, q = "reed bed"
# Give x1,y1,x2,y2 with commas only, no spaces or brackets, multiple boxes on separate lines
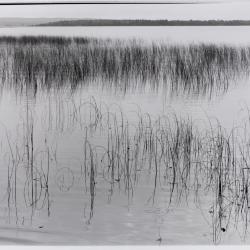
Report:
0,36,249,98
2,94,250,243
2,36,250,243
77,99,250,243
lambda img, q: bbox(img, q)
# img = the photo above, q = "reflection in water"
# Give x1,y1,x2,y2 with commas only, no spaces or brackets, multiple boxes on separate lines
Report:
2,93,250,244
1,36,250,244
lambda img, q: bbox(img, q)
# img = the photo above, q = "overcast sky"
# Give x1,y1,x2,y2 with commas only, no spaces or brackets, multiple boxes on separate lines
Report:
0,0,249,19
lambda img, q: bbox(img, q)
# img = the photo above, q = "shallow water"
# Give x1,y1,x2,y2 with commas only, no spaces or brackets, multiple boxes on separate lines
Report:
0,27,250,245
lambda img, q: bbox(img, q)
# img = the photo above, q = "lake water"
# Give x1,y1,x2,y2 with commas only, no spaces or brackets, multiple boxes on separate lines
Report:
0,26,250,245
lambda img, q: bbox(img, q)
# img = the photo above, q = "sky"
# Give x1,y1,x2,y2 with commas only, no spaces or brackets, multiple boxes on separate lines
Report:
0,0,249,20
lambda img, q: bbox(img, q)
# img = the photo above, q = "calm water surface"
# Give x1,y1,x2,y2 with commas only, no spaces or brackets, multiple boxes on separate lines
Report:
0,27,250,245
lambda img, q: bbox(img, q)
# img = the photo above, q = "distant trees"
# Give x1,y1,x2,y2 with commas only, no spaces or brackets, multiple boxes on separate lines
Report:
38,19,250,26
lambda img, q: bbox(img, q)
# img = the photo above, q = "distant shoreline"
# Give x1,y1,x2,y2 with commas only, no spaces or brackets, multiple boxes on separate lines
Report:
36,19,250,26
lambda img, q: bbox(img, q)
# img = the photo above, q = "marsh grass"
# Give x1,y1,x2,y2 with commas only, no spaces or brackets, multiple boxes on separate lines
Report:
2,36,250,244
29,94,250,243
4,91,250,243
67,97,250,243
0,36,249,98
